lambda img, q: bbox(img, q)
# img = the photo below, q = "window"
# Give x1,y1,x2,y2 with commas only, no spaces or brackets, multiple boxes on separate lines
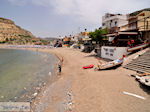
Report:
110,23,111,27
115,21,117,26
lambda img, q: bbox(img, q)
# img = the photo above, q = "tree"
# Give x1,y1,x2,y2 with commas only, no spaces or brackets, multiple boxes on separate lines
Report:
89,28,108,43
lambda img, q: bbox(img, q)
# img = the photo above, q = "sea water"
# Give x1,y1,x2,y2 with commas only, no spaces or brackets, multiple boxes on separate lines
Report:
0,49,58,102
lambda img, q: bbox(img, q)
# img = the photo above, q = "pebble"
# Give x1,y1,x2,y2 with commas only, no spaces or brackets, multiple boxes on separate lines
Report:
14,97,17,99
1,96,4,98
67,92,72,97
43,83,46,86
65,91,74,111
39,83,42,86
48,72,52,76
36,87,41,90
33,92,38,97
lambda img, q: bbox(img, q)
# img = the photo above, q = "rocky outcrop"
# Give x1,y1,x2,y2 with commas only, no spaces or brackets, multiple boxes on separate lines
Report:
0,17,37,44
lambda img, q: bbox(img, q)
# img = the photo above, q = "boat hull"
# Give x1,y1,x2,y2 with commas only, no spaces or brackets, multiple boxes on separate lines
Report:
99,59,123,70
127,43,149,52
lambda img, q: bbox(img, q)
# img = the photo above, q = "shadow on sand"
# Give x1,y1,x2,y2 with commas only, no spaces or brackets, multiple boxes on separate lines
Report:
138,83,150,95
84,54,112,62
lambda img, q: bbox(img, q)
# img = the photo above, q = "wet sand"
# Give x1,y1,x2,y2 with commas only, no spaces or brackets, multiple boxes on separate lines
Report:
33,48,150,112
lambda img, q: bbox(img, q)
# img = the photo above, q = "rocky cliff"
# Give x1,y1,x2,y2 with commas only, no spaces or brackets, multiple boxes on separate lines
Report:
0,17,41,45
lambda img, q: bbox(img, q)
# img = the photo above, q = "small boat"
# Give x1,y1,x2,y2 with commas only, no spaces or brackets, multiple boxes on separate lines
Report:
97,59,123,70
83,64,94,69
135,75,150,87
127,43,149,52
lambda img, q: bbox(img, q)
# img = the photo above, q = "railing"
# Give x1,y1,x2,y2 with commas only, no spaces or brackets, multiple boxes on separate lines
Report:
119,15,150,31
108,27,119,34
138,25,150,31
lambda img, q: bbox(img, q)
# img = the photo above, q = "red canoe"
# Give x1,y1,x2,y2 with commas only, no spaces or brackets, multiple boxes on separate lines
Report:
83,64,94,69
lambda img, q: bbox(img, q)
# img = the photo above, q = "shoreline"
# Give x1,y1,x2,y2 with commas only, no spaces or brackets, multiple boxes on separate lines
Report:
29,48,64,111
0,46,63,111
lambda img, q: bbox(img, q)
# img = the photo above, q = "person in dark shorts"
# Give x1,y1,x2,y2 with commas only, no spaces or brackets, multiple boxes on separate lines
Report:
58,64,61,73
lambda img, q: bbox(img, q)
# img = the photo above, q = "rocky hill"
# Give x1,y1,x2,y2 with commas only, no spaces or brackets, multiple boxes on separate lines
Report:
0,17,47,45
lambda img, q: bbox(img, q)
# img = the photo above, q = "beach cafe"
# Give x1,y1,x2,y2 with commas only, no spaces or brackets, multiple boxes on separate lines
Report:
101,31,147,60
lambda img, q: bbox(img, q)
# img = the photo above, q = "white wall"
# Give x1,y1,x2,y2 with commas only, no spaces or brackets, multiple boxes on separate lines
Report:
102,14,128,29
101,46,129,60
118,19,128,27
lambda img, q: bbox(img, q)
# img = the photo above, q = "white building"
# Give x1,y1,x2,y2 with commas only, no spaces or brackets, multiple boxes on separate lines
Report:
102,13,128,29
100,13,129,60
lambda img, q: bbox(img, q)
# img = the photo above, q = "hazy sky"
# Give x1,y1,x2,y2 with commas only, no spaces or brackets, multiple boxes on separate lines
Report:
0,0,149,37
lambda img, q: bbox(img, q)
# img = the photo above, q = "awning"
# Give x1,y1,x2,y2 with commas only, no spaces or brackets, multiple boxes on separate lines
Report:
118,32,138,35
82,38,92,41
106,32,138,37
106,33,118,37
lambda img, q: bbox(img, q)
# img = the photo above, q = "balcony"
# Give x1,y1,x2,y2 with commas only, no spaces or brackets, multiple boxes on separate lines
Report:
108,27,119,34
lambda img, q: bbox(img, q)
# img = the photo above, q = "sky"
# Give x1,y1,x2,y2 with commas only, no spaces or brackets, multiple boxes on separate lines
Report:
0,0,150,38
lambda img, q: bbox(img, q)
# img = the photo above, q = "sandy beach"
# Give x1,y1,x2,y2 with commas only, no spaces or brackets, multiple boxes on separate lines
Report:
0,46,149,112
30,47,149,112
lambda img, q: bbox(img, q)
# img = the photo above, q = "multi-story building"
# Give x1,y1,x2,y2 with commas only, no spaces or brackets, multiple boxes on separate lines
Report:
102,13,128,33
120,9,150,41
137,11,150,31
100,9,150,60
137,11,150,41
120,9,150,31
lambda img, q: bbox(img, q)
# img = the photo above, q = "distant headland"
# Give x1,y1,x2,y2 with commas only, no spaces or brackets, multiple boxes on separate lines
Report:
0,17,49,45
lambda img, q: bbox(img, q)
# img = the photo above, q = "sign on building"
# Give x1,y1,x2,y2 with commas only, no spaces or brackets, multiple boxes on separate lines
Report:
101,46,129,60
